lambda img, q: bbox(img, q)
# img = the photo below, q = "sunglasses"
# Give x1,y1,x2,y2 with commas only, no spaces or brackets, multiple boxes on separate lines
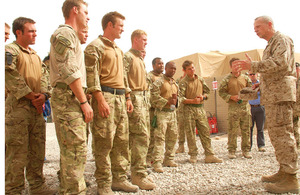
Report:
249,74,255,76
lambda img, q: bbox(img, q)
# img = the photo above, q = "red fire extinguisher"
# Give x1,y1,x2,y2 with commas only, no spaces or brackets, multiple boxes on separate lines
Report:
207,112,218,134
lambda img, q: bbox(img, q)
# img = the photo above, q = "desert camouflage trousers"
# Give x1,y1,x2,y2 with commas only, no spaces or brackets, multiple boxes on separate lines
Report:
176,104,185,145
51,87,87,195
128,93,150,177
5,96,46,195
146,107,155,163
293,113,300,149
228,103,251,152
91,92,129,187
265,102,298,174
183,105,214,156
153,109,178,164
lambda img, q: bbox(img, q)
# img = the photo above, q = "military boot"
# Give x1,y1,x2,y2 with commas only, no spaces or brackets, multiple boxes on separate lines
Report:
97,186,114,195
205,155,223,163
153,162,164,173
228,151,236,159
189,155,197,163
163,160,178,167
264,173,300,194
30,183,57,195
111,180,139,192
176,144,185,153
132,175,156,190
242,151,252,159
261,167,284,183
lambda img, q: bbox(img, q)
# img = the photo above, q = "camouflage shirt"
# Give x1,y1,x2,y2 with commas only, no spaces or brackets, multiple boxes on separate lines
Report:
49,24,86,88
251,31,296,104
218,72,252,105
179,74,210,104
124,48,148,91
84,35,130,94
151,74,178,110
5,41,50,100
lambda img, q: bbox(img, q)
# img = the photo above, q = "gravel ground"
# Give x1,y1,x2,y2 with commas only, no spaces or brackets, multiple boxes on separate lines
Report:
24,122,299,194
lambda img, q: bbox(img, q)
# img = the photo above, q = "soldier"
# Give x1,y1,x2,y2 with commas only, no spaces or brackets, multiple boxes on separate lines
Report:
175,69,187,153
218,58,252,159
179,60,223,164
84,11,138,194
151,61,179,173
233,16,299,193
5,17,54,195
123,30,156,190
49,0,93,194
146,57,164,166
5,22,10,42
78,27,89,44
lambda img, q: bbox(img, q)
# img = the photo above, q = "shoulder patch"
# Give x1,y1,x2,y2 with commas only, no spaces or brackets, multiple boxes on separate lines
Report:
54,36,71,55
5,52,13,66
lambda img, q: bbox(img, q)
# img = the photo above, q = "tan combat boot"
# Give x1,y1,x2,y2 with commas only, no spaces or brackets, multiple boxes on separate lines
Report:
111,179,139,192
153,162,164,173
176,144,185,153
205,155,223,163
132,175,156,190
258,147,266,152
97,186,114,195
264,173,300,194
261,167,284,183
189,155,197,163
163,160,178,167
228,151,236,159
242,151,252,159
30,183,57,195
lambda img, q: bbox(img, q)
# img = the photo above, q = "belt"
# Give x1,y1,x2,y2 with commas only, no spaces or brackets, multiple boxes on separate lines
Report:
187,104,203,107
251,104,261,107
161,108,175,112
101,85,125,95
55,82,87,93
131,90,147,96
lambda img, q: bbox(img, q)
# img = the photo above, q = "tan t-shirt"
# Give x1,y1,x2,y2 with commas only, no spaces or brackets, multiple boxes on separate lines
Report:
227,75,247,95
6,42,42,93
124,49,147,91
84,35,125,90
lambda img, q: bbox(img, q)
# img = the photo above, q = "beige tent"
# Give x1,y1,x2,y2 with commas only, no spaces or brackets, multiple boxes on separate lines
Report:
172,49,300,133
173,49,300,79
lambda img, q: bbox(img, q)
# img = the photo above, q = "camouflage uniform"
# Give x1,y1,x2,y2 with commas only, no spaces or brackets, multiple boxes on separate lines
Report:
176,76,186,148
179,74,215,157
252,31,298,174
84,35,130,188
146,71,163,163
218,73,252,153
49,25,87,194
151,75,178,165
124,49,150,177
5,42,50,194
